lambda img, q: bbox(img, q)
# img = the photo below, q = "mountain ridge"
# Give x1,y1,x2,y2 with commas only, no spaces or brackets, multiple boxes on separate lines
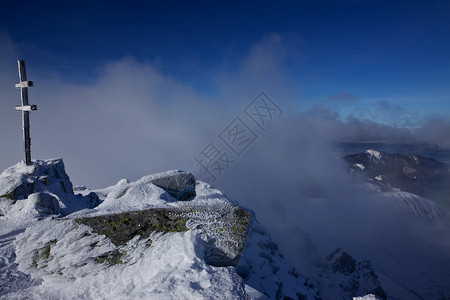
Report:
344,149,450,207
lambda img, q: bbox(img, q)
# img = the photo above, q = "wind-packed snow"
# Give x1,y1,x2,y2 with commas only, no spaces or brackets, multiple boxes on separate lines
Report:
12,221,249,300
71,173,237,219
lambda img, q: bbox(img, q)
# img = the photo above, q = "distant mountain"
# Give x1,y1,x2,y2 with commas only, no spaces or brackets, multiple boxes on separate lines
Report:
344,149,450,207
273,149,450,300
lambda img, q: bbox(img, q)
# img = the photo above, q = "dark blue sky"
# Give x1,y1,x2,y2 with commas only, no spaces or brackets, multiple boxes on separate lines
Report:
1,0,449,121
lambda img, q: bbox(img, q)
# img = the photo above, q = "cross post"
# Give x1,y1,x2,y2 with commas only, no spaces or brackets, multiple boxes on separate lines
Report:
15,60,37,165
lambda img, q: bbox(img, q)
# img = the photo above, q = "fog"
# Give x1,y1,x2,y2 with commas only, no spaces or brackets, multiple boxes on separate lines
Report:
1,32,449,294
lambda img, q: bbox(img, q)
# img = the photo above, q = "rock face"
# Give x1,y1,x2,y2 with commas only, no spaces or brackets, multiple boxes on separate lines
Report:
328,248,356,275
149,171,196,201
237,222,321,299
0,159,100,217
344,149,450,206
77,204,252,267
323,248,387,300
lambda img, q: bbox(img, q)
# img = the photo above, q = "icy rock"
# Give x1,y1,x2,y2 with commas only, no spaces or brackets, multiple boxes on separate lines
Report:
149,170,196,201
77,204,252,267
32,192,62,215
0,159,100,217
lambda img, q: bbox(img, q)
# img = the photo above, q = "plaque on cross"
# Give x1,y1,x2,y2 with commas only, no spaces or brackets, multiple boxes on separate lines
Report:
15,60,37,165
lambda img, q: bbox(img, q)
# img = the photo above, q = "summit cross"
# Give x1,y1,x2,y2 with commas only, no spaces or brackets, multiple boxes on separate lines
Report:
15,60,37,165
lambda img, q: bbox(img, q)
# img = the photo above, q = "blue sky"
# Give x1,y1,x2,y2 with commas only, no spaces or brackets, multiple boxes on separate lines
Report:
1,0,450,186
1,0,449,121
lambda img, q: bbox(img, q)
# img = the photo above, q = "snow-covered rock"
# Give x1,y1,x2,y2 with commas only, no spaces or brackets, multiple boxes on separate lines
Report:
0,159,100,221
321,248,386,300
0,160,318,299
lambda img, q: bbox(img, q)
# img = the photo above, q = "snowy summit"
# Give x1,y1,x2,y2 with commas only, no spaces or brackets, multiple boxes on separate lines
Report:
0,159,317,299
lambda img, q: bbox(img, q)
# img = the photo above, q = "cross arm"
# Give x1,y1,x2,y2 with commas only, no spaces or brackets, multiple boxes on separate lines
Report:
15,81,34,88
15,105,37,112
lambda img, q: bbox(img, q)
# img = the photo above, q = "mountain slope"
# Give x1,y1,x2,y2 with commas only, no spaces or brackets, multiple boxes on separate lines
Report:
344,149,450,207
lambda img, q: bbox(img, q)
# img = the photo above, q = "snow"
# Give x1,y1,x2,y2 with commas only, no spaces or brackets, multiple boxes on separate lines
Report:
365,149,381,159
355,163,365,170
0,161,35,196
353,294,382,300
13,222,249,299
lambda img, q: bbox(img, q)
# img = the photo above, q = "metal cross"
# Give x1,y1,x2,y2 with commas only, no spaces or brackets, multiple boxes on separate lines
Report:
15,60,37,165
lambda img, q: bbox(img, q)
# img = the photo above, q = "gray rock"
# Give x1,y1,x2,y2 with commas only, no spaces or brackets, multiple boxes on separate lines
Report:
149,171,196,201
324,248,387,300
327,248,356,275
77,204,252,267
34,192,61,215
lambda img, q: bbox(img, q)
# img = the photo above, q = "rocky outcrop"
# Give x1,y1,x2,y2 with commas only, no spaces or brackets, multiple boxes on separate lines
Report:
76,204,252,267
149,171,196,201
324,248,387,300
237,222,321,299
0,159,100,217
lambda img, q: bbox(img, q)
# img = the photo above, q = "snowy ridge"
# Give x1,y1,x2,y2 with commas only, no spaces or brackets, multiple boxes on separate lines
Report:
344,149,450,207
386,191,450,227
0,160,317,299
